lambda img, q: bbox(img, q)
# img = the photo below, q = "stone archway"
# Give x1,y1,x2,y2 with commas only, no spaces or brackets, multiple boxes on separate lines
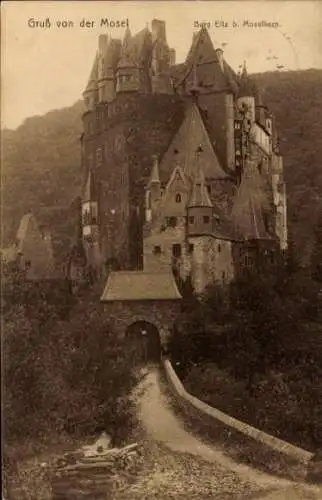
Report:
126,320,161,364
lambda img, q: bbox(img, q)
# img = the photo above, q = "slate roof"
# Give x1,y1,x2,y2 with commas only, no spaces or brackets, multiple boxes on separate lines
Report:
172,28,239,94
83,170,97,201
159,102,228,184
84,55,99,93
188,160,213,208
238,62,256,97
148,155,161,185
100,271,182,301
231,157,272,240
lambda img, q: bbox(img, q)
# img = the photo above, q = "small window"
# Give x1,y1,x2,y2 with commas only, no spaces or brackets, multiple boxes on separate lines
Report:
203,216,210,224
174,149,179,154
25,260,31,268
222,271,226,281
189,216,194,224
167,216,177,228
218,243,221,253
175,193,181,203
96,147,103,166
153,245,161,254
206,185,211,194
172,244,182,258
188,243,194,253
92,216,97,224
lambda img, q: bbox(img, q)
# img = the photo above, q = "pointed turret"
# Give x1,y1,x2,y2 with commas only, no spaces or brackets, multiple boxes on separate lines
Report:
187,147,213,234
83,54,99,111
145,155,162,223
237,61,255,122
149,154,161,185
123,27,132,57
83,169,97,202
188,150,212,208
116,27,140,93
97,37,122,102
238,61,255,97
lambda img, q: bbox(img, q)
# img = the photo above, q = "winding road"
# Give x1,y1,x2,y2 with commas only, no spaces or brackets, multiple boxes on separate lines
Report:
133,367,322,499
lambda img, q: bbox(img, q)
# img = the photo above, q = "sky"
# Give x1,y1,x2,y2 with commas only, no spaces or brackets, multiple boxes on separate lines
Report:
2,0,322,130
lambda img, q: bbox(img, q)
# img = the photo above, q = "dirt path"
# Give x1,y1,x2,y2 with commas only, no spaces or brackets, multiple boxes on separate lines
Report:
135,368,322,499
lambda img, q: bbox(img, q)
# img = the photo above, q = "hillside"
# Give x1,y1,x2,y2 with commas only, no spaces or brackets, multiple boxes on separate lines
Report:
2,69,322,264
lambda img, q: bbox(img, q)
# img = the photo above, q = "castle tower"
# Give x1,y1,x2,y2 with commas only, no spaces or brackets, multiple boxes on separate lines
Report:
151,19,173,94
237,62,255,123
97,38,122,103
97,35,110,102
116,28,140,93
187,148,213,235
83,55,99,112
82,170,101,269
145,154,162,223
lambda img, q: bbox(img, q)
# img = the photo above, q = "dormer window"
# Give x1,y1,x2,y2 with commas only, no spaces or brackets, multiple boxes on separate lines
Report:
175,193,181,203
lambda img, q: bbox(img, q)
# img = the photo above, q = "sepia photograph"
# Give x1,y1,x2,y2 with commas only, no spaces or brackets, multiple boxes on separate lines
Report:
1,1,322,498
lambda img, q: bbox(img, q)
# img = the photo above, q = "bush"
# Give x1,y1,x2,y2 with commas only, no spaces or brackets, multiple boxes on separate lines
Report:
3,290,140,446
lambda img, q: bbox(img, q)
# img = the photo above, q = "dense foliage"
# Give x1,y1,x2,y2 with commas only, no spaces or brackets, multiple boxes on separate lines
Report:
3,278,140,454
168,259,322,452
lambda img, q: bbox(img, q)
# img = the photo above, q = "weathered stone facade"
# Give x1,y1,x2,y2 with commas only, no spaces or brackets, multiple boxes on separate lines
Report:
71,20,288,296
103,300,181,345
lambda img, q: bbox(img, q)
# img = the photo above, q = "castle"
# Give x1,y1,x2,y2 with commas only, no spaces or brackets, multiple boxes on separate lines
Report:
69,19,288,295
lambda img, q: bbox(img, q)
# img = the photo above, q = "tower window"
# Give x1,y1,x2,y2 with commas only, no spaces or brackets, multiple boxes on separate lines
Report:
167,217,177,228
203,216,210,224
206,185,211,194
218,243,222,253
175,193,181,203
153,245,161,254
172,244,182,258
96,147,103,166
189,216,194,224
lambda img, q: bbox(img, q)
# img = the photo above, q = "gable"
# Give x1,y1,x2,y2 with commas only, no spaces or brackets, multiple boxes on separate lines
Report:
175,29,234,94
159,103,228,184
160,165,189,217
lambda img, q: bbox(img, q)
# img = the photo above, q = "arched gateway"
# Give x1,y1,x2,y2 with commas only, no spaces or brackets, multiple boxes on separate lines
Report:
100,271,182,364
126,321,161,363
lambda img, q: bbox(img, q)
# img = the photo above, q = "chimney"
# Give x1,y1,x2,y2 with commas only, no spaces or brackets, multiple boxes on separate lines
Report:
152,19,166,43
169,48,176,65
98,34,108,54
215,48,224,72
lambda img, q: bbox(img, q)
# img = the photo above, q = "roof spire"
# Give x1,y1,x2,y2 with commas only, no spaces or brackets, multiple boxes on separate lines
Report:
149,155,160,185
241,60,248,78
83,169,97,202
188,147,213,208
238,59,255,98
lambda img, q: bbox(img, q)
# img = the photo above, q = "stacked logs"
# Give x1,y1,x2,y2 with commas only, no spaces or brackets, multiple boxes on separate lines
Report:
51,434,141,499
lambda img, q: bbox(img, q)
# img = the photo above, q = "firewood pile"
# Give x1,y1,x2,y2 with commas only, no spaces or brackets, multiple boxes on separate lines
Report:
51,433,143,499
